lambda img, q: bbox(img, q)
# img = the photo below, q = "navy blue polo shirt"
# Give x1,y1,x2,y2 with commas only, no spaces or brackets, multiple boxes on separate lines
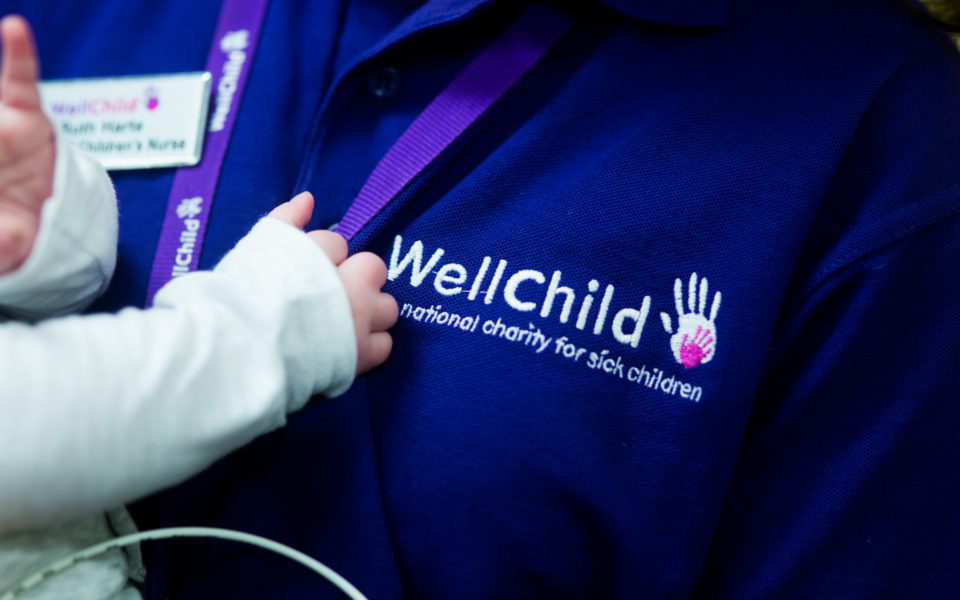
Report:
6,0,960,597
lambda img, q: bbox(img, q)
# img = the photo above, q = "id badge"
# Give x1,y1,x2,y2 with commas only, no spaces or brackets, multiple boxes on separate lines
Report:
39,72,212,171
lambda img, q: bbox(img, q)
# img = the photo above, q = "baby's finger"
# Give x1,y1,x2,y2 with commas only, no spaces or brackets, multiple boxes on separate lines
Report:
359,332,393,373
340,252,387,288
0,16,41,110
267,191,313,229
371,292,399,332
307,230,347,265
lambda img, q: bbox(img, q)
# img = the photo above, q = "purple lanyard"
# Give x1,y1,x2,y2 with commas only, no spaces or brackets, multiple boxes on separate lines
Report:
146,0,269,306
336,5,572,241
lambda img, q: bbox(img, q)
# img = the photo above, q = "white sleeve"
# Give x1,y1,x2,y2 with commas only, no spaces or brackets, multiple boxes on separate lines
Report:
0,132,118,320
0,217,356,532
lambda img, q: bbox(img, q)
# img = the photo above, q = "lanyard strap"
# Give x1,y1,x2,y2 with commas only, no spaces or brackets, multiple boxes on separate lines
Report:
146,0,269,306
336,6,573,241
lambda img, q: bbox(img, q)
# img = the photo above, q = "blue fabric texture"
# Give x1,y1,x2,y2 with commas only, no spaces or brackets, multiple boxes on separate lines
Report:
3,0,959,597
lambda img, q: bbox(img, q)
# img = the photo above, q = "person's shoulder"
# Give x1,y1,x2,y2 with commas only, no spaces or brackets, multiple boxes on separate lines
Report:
767,1,960,300
739,0,959,67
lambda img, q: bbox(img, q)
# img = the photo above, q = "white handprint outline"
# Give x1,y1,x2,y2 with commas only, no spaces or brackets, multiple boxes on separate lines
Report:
659,272,721,369
176,196,203,220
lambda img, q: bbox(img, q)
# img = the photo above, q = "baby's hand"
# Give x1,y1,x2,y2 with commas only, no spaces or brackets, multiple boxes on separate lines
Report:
269,192,398,374
0,16,55,275
337,249,397,374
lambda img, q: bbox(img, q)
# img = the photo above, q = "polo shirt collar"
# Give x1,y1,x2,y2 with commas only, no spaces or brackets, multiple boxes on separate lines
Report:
400,1,733,37
600,0,732,28
374,0,732,71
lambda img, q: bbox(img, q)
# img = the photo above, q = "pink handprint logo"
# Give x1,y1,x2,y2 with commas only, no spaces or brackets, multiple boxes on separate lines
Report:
659,273,721,369
144,86,159,111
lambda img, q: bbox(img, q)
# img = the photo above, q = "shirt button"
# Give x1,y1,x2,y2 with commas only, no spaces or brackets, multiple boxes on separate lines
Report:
367,66,402,99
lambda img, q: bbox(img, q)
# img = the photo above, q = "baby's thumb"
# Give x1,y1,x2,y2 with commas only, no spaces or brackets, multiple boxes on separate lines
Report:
0,16,42,110
268,191,314,229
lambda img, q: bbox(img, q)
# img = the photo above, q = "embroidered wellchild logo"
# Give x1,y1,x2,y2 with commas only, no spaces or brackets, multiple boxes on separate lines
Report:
659,273,721,369
386,235,725,373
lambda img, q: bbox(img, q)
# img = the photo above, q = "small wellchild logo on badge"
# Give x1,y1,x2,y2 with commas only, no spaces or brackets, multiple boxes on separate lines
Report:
144,86,160,111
